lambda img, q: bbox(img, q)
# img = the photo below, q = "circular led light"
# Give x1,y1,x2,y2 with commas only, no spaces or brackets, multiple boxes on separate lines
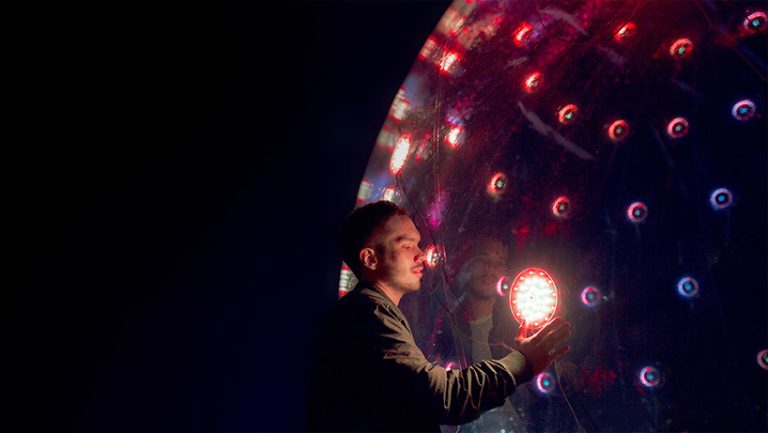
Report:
640,366,660,388
731,99,756,121
508,267,559,329
757,349,768,371
497,276,511,297
669,38,693,58
744,11,767,32
536,372,556,393
709,188,733,210
523,72,543,93
666,117,689,138
608,119,629,142
488,172,507,196
557,104,578,124
614,22,637,43
581,286,601,307
551,196,570,218
677,276,699,298
627,201,648,223
425,245,445,268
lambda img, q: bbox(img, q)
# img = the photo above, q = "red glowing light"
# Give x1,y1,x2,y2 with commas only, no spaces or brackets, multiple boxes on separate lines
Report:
551,196,570,218
425,245,445,268
388,86,410,122
608,119,629,142
669,38,693,58
732,99,756,121
523,72,542,93
356,179,373,204
508,267,559,329
557,104,578,124
418,36,438,61
614,22,637,43
390,135,411,175
666,117,689,138
381,185,398,203
445,125,464,148
438,50,461,74
581,286,600,306
496,276,511,297
513,22,534,47
487,172,507,195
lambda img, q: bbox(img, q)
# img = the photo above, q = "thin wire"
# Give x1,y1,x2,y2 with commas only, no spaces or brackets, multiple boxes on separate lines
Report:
554,358,588,433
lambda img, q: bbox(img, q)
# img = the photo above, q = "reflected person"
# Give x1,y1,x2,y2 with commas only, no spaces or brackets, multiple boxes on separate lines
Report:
306,201,573,432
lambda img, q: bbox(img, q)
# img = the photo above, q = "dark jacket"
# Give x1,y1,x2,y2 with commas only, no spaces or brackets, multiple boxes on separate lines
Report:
306,283,533,432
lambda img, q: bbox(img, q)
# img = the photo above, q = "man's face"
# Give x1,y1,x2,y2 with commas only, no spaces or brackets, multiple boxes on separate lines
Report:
373,215,426,294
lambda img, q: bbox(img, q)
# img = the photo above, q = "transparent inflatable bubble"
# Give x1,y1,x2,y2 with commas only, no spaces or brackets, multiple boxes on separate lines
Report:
342,1,766,431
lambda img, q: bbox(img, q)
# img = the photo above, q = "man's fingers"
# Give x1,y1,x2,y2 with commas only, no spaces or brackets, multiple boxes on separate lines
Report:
543,322,572,345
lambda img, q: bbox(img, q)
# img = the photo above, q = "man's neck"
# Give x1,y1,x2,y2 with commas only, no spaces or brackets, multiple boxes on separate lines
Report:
368,280,403,306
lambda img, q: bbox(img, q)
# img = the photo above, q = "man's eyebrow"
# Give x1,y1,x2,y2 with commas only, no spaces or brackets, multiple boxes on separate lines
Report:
394,235,419,244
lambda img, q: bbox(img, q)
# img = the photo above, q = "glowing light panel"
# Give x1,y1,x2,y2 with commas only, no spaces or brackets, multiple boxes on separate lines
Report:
640,366,660,387
709,188,733,210
390,135,411,175
508,268,558,329
732,99,756,121
677,276,699,298
627,201,647,223
581,286,601,307
536,372,556,393
666,117,689,138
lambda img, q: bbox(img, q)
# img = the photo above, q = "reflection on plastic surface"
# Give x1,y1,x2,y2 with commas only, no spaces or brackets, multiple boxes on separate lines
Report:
345,1,766,431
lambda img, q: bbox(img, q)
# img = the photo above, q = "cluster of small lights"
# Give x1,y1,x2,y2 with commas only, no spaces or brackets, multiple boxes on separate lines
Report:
614,22,637,43
512,22,534,47
608,119,630,142
639,366,661,388
731,99,756,121
676,276,699,298
627,201,648,223
523,72,543,93
418,36,439,61
709,187,733,210
487,172,507,196
551,196,570,218
744,11,767,32
388,86,410,122
496,276,511,297
509,268,558,328
669,38,694,58
536,372,556,393
338,263,358,298
390,135,412,175
439,50,462,74
581,286,601,307
424,245,445,269
356,179,373,204
557,104,578,124
666,117,689,139
758,349,768,371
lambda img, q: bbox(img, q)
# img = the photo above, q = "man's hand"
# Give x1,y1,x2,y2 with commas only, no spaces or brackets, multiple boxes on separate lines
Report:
514,317,572,376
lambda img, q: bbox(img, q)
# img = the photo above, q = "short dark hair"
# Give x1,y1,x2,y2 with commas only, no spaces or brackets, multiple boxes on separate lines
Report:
339,200,408,277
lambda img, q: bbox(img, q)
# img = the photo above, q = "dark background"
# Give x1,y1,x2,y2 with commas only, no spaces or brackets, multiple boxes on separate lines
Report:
5,2,449,431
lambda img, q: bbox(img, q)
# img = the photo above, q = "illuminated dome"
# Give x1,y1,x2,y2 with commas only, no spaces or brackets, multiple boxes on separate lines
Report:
342,1,766,431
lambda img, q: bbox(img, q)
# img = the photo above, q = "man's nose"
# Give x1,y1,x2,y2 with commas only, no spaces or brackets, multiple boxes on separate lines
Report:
415,247,426,263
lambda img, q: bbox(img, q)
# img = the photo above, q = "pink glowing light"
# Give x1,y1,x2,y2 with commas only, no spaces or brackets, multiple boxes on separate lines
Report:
508,268,559,329
496,276,511,297
614,22,637,43
581,286,600,307
639,366,660,387
487,172,507,196
390,135,411,175
758,349,768,371
627,201,647,223
666,117,689,138
669,38,693,58
513,22,534,47
732,99,756,121
744,11,766,32
557,104,578,124
445,125,464,149
551,196,570,218
536,372,556,393
523,71,542,93
608,120,629,142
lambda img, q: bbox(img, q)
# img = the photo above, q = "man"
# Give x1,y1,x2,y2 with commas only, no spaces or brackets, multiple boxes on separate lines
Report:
306,201,572,432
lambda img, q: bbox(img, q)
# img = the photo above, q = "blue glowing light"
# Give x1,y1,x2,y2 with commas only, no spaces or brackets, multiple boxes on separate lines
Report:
536,372,556,393
709,188,733,210
677,276,699,298
640,366,660,387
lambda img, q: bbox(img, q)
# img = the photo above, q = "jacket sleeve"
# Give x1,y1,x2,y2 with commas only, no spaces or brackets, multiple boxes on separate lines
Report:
368,301,533,426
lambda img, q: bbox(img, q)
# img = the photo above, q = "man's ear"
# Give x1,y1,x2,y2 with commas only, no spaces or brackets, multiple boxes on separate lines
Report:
359,247,377,271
